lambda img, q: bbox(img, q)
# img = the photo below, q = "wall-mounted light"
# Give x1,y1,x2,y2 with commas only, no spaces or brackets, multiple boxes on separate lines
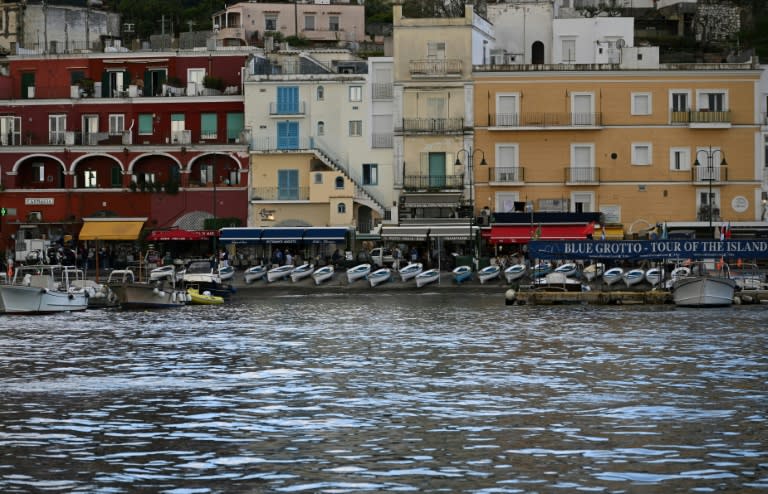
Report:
260,208,275,221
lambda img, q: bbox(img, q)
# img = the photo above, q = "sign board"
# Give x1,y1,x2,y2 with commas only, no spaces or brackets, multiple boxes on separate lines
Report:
25,198,54,206
529,239,768,260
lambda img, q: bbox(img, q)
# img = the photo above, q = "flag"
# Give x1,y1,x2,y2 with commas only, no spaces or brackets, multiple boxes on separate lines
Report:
600,226,606,240
531,224,542,240
661,222,668,240
725,221,732,239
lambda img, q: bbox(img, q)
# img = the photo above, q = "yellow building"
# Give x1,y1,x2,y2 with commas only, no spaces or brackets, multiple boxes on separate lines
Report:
473,58,764,238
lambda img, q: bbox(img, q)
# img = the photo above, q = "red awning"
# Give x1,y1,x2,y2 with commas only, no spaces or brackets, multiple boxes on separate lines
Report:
486,224,594,244
145,229,218,241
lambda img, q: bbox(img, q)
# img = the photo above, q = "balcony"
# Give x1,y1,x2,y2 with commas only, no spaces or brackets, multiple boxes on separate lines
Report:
671,110,731,128
269,101,307,116
398,117,464,134
403,174,464,191
408,59,463,77
372,133,393,149
490,112,602,128
565,167,600,184
250,186,310,201
692,166,728,183
488,167,525,184
372,83,393,100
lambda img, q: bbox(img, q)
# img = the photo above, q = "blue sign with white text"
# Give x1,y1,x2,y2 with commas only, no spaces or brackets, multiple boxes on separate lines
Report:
528,240,768,260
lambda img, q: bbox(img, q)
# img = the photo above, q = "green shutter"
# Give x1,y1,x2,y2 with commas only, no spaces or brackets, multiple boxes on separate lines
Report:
201,113,217,138
138,114,153,134
226,112,244,141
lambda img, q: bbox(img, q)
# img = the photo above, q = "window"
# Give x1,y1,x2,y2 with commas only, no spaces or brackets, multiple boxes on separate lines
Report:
349,86,362,102
697,90,726,111
188,68,205,95
670,147,690,171
427,41,446,59
317,121,325,136
108,71,127,96
329,16,339,31
335,177,344,189
561,38,576,63
632,93,652,115
571,93,594,126
495,192,520,213
278,169,299,200
317,86,324,100
32,162,45,182
671,91,689,112
265,14,277,31
171,113,186,143
337,203,346,214
48,114,66,145
139,114,153,135
201,113,217,139
632,143,652,165
0,116,21,146
314,173,323,184
109,114,125,136
304,15,315,31
226,112,244,143
84,169,97,188
349,120,362,137
276,86,299,114
495,144,519,182
496,94,519,126
363,164,378,185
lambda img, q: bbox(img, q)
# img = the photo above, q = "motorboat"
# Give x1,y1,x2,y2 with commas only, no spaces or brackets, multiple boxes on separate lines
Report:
622,268,646,287
312,265,335,285
582,262,605,282
150,264,178,282
665,266,691,290
478,265,501,284
69,270,117,308
218,265,235,281
368,268,392,287
731,262,765,290
267,264,294,283
532,272,584,292
290,263,315,282
504,264,526,283
554,262,578,278
415,269,440,288
531,261,552,279
183,260,222,285
399,262,423,282
672,262,736,307
0,264,89,314
187,286,224,305
645,267,664,287
244,265,268,283
452,265,473,284
602,267,624,286
347,263,371,283
108,269,188,309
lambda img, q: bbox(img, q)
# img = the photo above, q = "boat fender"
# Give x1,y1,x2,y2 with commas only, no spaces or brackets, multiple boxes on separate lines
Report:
171,292,176,303
504,289,516,302
69,293,74,300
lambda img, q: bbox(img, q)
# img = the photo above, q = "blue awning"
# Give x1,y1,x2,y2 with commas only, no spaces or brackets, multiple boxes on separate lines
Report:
219,228,263,244
303,227,349,243
261,227,305,244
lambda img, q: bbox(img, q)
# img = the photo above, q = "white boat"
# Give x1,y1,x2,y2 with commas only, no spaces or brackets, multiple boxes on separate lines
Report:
243,265,268,283
672,262,736,307
368,267,392,287
108,269,187,309
290,263,315,282
622,268,645,287
478,265,501,284
399,262,423,282
504,264,527,283
347,263,371,283
582,262,605,282
0,264,89,314
69,270,117,308
531,261,552,279
149,264,177,281
731,263,765,290
218,265,235,281
267,264,294,283
532,272,584,292
645,267,664,287
665,265,692,289
452,265,473,284
603,267,624,286
554,262,578,278
415,269,440,288
183,260,222,285
312,265,335,285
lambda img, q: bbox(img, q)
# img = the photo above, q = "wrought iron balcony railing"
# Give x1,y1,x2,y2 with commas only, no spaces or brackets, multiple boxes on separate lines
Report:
403,174,464,191
491,112,602,127
488,167,525,183
565,167,600,183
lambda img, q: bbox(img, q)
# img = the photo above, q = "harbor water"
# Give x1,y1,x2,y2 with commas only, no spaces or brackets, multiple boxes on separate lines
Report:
0,292,766,493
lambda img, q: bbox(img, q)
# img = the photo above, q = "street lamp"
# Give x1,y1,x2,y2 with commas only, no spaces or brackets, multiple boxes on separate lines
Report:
693,147,727,233
455,147,487,260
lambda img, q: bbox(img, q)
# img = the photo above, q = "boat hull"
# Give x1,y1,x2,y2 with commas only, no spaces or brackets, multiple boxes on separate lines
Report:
673,276,736,307
267,265,294,283
111,283,187,309
312,266,335,285
368,268,392,287
399,263,423,282
187,287,224,305
504,265,526,283
478,266,501,284
291,265,315,282
347,264,371,283
0,285,88,313
244,266,267,283
415,269,440,288
452,266,472,284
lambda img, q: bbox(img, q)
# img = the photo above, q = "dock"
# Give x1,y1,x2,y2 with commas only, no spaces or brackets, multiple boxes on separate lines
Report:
506,287,768,306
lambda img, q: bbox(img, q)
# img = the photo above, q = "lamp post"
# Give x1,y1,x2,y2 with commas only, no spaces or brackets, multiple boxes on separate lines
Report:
693,146,727,234
455,147,487,261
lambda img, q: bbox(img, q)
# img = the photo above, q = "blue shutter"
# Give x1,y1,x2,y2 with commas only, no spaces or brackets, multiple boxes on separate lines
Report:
278,169,299,200
277,121,299,150
277,86,299,114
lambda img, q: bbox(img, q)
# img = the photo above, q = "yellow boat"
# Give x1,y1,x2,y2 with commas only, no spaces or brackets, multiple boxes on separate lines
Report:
187,286,224,305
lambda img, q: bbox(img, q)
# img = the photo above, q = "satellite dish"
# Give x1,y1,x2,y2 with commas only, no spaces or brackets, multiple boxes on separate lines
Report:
616,39,626,49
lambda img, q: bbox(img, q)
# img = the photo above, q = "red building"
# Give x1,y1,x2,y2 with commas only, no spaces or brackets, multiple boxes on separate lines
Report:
0,48,254,261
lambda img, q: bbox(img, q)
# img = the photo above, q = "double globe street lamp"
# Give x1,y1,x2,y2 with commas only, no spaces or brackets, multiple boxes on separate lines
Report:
693,146,727,234
455,147,487,260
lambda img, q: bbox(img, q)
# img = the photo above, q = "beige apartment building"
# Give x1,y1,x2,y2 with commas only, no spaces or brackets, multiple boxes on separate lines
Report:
473,60,765,238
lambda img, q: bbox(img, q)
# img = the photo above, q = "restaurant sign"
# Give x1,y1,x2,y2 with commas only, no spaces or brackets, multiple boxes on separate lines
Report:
529,240,768,260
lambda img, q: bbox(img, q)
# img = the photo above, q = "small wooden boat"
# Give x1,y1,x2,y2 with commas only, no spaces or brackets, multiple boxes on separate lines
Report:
531,261,552,279
452,265,473,284
399,262,423,282
532,272,584,292
267,264,294,283
504,263,527,283
665,266,691,289
623,268,645,287
603,267,624,286
218,265,235,281
645,267,663,287
554,262,578,278
415,269,440,288
368,267,392,287
582,262,605,282
347,263,371,283
187,286,224,305
312,265,335,285
149,264,177,282
244,265,268,283
478,265,501,284
290,263,314,282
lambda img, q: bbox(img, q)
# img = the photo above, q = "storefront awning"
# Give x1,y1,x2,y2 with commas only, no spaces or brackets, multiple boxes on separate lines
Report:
487,224,594,244
79,218,146,241
219,228,263,244
382,225,477,241
261,227,305,244
303,227,349,243
145,229,217,241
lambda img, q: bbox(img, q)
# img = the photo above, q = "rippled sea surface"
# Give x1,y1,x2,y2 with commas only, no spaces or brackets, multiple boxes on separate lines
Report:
1,292,767,493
